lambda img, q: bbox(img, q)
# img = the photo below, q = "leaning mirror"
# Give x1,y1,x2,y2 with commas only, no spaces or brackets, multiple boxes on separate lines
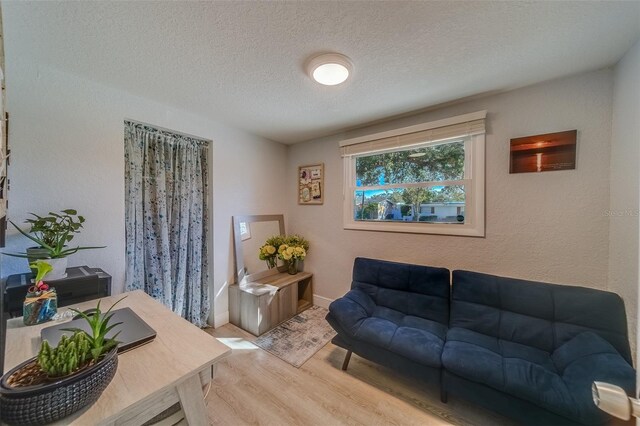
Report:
233,214,285,284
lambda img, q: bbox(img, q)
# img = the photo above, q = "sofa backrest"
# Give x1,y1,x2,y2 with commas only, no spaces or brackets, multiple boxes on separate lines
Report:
451,270,632,363
351,257,451,326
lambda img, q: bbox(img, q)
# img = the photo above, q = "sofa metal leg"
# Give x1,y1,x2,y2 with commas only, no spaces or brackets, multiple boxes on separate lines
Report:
341,350,352,371
440,370,448,403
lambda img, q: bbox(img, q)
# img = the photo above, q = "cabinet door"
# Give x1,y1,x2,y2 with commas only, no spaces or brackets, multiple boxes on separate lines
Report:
257,291,279,336
277,285,298,324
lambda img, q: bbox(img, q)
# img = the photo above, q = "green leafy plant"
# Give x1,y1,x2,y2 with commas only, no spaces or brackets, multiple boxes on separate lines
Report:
4,209,105,259
285,234,310,252
64,297,126,362
265,235,285,250
26,210,85,247
30,260,53,284
37,332,92,377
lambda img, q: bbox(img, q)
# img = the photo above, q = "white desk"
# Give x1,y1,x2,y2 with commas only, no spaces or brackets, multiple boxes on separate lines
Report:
4,290,230,425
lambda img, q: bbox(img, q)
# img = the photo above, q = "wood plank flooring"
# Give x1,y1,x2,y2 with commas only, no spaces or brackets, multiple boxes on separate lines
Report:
205,324,515,426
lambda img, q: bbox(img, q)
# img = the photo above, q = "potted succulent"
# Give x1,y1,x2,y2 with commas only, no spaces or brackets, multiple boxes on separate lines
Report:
0,298,124,425
4,209,105,280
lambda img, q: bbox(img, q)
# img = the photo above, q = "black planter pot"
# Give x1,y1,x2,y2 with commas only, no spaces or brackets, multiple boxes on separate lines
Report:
0,348,118,425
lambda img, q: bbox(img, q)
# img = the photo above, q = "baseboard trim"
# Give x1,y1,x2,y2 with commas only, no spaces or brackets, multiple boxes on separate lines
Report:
214,310,230,328
313,294,334,309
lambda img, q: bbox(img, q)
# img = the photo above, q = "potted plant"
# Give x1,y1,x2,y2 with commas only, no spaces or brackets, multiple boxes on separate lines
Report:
4,209,105,280
23,260,57,326
0,298,124,425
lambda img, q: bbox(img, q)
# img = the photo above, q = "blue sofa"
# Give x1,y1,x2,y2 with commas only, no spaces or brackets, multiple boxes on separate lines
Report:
326,258,635,426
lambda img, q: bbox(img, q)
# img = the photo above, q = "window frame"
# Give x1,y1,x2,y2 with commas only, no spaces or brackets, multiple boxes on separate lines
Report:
342,119,485,237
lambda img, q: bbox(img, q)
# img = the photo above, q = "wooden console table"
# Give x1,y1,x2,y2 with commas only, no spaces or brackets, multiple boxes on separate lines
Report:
3,290,230,425
229,271,313,336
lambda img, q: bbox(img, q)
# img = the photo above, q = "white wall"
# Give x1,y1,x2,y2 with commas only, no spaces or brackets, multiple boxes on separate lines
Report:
288,69,615,309
609,39,640,365
2,54,288,326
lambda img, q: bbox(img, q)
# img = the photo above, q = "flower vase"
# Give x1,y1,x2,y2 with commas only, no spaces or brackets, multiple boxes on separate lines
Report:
287,260,298,275
265,257,277,269
23,288,57,326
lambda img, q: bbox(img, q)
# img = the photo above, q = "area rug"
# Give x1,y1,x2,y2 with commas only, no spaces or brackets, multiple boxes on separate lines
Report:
253,305,336,368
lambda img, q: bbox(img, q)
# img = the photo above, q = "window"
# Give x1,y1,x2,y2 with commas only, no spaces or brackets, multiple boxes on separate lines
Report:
341,111,485,236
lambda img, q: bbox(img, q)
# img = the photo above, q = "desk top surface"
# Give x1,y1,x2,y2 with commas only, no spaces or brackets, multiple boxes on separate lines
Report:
4,290,230,424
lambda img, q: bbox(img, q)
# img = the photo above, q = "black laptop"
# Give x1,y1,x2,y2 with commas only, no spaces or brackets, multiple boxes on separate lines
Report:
41,307,157,353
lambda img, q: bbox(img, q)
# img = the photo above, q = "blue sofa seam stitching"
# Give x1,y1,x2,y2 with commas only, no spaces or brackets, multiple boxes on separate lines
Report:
447,340,557,363
501,355,552,366
347,289,374,315
453,299,625,336
353,317,369,337
556,351,620,374
500,341,506,390
386,325,401,350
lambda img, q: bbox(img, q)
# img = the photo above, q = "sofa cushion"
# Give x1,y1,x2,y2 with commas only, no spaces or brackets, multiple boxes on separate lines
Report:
328,289,446,368
451,270,632,362
352,257,450,326
443,328,635,424
443,328,579,419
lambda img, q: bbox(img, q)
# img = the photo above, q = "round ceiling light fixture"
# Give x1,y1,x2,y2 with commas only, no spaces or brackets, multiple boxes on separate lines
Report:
307,53,353,86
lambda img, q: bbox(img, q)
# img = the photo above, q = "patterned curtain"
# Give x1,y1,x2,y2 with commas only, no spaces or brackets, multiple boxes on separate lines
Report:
124,121,210,327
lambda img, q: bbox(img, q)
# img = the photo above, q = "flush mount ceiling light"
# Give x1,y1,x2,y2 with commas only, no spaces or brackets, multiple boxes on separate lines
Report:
307,53,353,86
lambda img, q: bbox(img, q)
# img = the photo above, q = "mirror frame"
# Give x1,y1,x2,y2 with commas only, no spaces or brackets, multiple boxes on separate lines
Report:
233,214,285,284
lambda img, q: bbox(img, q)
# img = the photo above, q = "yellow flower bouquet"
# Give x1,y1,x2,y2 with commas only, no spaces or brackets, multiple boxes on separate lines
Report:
259,234,310,274
277,235,309,274
258,235,284,269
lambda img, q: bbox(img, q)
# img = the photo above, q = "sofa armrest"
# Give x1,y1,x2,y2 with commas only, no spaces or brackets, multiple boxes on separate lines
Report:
553,332,635,425
327,289,376,337
552,332,623,373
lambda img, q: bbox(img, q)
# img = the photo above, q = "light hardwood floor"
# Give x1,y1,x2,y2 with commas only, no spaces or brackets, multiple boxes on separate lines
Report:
205,324,516,426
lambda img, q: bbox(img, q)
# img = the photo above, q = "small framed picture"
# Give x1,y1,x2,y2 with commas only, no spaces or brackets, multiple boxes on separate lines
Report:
239,221,251,241
510,130,577,174
298,163,324,205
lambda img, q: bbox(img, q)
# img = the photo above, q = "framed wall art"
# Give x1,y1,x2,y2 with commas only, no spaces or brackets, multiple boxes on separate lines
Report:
298,163,324,205
510,130,577,174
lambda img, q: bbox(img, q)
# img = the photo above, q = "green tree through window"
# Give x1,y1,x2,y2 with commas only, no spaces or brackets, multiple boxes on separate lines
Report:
355,141,466,222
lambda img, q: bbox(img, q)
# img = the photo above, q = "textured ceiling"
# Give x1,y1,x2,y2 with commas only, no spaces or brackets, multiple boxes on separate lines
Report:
3,1,640,144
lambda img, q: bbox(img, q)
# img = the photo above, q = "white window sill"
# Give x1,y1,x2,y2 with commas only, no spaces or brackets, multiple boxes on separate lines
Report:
343,220,485,237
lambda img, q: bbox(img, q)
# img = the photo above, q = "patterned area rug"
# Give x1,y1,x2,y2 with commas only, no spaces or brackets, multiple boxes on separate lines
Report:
254,306,336,368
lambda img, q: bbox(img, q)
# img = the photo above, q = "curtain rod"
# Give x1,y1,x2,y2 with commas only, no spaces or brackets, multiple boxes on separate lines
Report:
124,118,212,144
